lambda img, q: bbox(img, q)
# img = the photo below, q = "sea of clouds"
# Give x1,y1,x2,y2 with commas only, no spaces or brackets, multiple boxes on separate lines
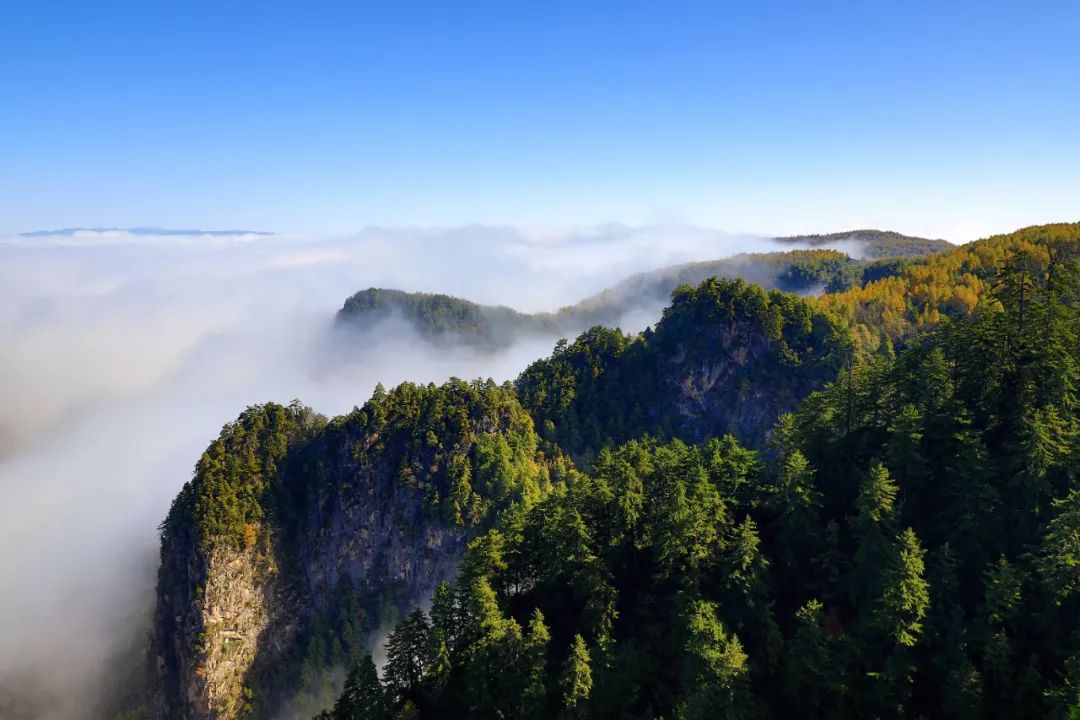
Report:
0,224,791,718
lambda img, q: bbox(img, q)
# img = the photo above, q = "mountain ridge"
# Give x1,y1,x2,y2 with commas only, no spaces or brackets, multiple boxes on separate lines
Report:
336,228,949,350
147,223,1080,720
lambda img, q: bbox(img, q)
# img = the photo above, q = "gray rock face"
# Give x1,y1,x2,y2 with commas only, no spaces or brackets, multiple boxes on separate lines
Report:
299,475,469,613
658,308,837,446
153,384,546,719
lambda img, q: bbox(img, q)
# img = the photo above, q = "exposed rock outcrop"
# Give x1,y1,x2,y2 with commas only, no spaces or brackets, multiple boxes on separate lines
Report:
153,381,548,719
517,277,853,461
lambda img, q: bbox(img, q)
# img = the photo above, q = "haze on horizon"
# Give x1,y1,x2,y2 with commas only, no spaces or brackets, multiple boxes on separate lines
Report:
2,1,1079,241
0,223,811,718
1,1,1079,718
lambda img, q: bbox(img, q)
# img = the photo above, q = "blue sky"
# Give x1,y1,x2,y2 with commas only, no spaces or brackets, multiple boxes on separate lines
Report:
1,0,1077,240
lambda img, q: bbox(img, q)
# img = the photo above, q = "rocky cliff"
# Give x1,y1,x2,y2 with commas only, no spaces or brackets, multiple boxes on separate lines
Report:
153,381,549,719
516,277,853,461
153,277,853,717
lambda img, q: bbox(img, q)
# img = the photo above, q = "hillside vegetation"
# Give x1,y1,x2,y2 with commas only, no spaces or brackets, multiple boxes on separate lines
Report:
819,223,1080,350
335,229,949,350
148,223,1080,720
316,224,1080,720
337,288,558,349
518,278,852,461
154,380,554,719
776,229,952,258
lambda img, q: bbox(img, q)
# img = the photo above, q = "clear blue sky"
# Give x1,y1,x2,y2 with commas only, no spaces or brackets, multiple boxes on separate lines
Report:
2,1,1078,240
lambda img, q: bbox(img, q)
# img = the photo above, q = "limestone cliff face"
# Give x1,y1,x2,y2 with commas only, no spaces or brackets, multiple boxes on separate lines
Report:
153,402,308,720
153,541,280,719
654,286,846,446
297,455,471,614
153,381,547,719
518,277,853,460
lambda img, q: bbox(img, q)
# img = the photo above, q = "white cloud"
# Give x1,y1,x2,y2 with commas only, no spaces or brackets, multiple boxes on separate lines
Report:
0,223,785,717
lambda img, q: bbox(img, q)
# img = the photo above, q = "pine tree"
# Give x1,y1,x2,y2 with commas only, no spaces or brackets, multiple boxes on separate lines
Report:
560,634,592,715
852,463,900,609
383,609,431,703
772,449,822,584
877,527,930,648
722,516,781,668
522,608,551,717
427,628,451,693
856,462,898,526
886,403,927,496
1038,490,1080,602
679,601,749,720
332,655,391,720
782,599,839,716
430,581,460,649
922,544,982,718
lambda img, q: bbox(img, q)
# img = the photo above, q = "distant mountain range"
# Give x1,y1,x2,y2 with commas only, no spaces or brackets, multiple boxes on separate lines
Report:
147,223,1080,720
18,226,273,238
775,229,951,257
335,229,953,349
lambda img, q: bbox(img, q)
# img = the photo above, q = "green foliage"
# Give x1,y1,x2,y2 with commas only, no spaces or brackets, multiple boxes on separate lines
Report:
161,400,324,551
820,222,1080,351
775,229,953,258
157,379,555,719
384,610,431,702
329,656,391,720
149,225,1079,720
679,601,749,720
561,634,593,714
877,528,929,648
774,250,862,293
1039,490,1080,601
313,225,1079,719
338,288,557,349
518,277,852,459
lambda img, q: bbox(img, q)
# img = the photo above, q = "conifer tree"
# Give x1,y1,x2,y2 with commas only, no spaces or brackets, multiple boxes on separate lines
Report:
561,634,593,715
878,527,929,648
331,655,391,720
522,608,552,717
680,601,749,720
383,610,431,703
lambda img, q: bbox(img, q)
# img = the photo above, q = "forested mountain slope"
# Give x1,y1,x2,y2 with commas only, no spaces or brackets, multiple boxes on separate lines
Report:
335,229,948,350
336,288,560,349
555,248,917,329
518,224,1080,463
150,223,1079,720
152,381,553,719
335,250,865,351
819,223,1079,350
776,229,952,258
517,278,852,461
316,225,1080,719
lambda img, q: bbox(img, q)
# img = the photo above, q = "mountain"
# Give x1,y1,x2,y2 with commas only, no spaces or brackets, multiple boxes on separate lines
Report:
775,229,952,258
515,224,1080,463
152,382,550,719
552,249,871,327
336,288,560,349
819,222,1080,350
154,278,849,719
335,231,947,350
312,223,1079,720
18,227,273,238
517,277,852,461
149,223,1079,720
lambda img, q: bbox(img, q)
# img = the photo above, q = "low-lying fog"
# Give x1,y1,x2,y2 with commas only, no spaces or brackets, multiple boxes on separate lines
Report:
0,224,790,718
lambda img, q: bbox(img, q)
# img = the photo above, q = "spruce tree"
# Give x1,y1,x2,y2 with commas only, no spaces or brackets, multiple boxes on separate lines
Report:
561,634,593,715
332,655,390,720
